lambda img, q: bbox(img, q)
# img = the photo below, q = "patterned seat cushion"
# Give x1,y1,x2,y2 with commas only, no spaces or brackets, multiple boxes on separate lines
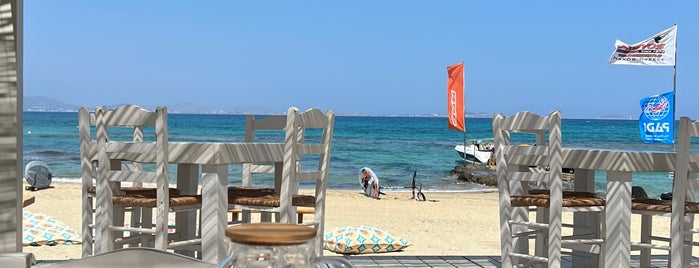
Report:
323,225,409,254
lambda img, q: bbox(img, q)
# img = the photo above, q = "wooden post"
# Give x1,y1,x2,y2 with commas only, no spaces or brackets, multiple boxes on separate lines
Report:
0,0,22,253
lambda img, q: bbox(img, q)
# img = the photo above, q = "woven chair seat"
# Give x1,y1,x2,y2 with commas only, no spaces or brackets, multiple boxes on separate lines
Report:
528,189,599,197
112,194,202,208
229,193,315,208
87,185,180,197
511,192,605,207
631,199,699,213
228,187,276,197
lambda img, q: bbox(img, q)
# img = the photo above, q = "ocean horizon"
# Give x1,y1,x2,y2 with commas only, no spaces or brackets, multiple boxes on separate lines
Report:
24,96,640,120
23,111,679,198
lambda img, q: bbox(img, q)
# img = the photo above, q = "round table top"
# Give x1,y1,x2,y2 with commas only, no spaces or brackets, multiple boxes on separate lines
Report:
225,223,316,246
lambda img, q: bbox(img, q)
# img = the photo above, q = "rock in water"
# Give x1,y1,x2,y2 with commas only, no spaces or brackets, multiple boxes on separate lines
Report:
451,164,497,186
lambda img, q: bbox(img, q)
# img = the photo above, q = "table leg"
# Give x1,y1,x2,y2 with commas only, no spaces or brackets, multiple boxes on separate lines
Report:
201,164,228,264
176,163,199,257
572,169,600,267
605,171,632,267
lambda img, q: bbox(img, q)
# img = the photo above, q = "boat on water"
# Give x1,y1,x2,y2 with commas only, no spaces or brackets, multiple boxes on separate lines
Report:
454,142,494,164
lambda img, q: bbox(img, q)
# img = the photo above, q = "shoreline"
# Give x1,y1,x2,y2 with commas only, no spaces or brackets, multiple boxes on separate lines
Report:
21,182,674,261
47,178,499,194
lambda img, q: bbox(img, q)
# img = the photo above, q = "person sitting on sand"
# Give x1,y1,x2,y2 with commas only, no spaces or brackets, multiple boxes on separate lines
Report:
362,169,371,190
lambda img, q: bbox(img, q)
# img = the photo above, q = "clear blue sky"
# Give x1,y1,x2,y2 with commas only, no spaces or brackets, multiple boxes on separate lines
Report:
24,1,699,118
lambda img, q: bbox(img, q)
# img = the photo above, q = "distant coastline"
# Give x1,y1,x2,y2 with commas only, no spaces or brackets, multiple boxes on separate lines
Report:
23,96,636,119
22,96,490,118
596,114,636,120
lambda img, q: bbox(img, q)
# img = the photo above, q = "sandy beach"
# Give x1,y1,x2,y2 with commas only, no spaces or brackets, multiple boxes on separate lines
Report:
21,182,675,261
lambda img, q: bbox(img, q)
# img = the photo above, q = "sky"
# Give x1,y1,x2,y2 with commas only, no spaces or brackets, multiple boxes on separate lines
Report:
24,1,699,118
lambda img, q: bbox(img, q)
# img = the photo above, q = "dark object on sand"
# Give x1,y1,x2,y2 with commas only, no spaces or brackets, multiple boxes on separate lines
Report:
411,171,416,198
416,184,426,201
410,170,426,201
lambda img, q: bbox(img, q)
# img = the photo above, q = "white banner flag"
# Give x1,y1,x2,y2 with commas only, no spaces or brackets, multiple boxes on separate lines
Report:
609,25,677,66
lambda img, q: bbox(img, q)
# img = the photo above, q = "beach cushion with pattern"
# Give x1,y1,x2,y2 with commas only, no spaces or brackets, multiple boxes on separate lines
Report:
323,225,409,254
23,210,81,246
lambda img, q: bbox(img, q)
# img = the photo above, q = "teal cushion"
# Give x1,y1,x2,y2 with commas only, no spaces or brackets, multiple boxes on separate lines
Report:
323,225,409,254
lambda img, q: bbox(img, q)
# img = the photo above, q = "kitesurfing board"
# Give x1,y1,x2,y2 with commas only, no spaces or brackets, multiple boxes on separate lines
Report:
359,167,380,199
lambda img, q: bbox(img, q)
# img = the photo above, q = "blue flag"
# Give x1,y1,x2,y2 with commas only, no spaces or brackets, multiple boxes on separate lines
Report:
639,91,674,144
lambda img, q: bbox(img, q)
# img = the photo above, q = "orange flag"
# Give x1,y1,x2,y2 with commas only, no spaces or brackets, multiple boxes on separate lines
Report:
446,63,464,131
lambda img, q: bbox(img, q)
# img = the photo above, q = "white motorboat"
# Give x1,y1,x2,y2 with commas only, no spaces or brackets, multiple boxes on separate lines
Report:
454,142,494,164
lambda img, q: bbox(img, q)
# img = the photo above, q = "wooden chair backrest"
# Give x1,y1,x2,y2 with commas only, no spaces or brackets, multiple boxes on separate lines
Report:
95,105,167,187
242,115,287,187
493,111,562,189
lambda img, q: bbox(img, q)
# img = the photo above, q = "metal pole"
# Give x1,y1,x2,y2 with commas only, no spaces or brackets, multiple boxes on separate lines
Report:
462,63,468,163
673,24,678,149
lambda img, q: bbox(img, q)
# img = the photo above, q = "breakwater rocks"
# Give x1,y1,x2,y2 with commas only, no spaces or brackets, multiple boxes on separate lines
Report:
451,163,498,186
451,163,575,189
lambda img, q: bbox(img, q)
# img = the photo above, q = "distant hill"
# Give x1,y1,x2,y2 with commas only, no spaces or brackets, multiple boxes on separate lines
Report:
24,96,79,112
23,96,281,115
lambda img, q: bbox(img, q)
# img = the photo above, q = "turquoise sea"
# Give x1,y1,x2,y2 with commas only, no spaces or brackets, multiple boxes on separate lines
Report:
23,112,680,198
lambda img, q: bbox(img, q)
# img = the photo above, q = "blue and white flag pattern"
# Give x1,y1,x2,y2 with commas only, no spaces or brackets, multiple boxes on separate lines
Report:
639,91,674,144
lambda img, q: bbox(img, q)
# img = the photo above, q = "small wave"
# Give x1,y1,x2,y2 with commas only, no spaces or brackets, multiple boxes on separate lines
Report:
25,156,49,161
35,150,68,156
416,188,497,193
50,177,82,184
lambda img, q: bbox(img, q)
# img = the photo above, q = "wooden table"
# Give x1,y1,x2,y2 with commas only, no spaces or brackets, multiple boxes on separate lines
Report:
567,149,678,267
97,141,284,264
509,148,689,267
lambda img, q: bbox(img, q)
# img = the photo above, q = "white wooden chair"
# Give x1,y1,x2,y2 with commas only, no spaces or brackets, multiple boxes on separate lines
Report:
79,106,179,257
493,111,605,267
228,115,286,223
630,116,699,268
228,107,335,256
93,105,201,254
228,114,316,224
